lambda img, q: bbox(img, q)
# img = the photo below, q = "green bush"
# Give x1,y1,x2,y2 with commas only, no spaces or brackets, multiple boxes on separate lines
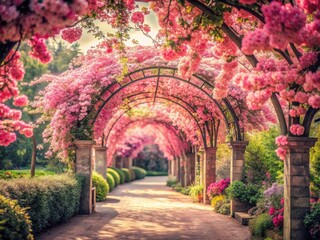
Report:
107,168,120,186
0,195,33,240
146,171,168,176
121,168,132,182
166,176,178,187
132,166,147,180
226,180,262,205
128,169,136,181
92,172,109,202
107,174,115,191
304,203,320,239
0,174,83,234
189,184,204,203
110,167,125,184
249,213,273,237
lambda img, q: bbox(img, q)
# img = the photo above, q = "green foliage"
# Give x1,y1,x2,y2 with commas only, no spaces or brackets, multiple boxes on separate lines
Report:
226,180,262,205
110,167,125,184
249,213,273,237
106,174,115,191
188,184,204,203
304,203,320,239
132,166,147,179
210,195,230,215
245,127,283,184
107,168,120,186
171,183,190,195
0,195,33,240
146,171,168,176
166,176,178,187
133,144,168,172
92,172,109,202
310,129,320,198
121,168,132,183
0,169,55,180
0,174,83,234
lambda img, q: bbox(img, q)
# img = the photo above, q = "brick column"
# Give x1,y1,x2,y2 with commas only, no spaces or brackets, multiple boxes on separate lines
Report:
284,137,316,240
75,140,95,215
203,147,217,204
180,154,186,187
168,160,172,176
115,156,123,169
198,150,204,186
186,151,195,186
94,146,107,179
229,141,248,216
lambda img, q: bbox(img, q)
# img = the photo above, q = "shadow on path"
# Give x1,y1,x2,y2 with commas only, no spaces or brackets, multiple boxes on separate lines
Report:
38,176,250,240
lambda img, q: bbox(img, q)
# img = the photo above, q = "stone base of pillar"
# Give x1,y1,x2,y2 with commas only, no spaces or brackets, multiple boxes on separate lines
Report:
230,199,253,217
75,140,95,215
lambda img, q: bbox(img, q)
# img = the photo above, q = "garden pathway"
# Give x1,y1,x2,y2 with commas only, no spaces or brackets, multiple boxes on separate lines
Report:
39,176,250,240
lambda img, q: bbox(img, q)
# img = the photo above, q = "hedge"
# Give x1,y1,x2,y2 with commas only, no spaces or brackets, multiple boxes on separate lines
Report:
0,174,83,234
110,167,125,184
128,169,136,181
121,168,132,182
107,168,120,186
107,174,115,191
132,166,147,180
92,171,109,202
0,195,33,240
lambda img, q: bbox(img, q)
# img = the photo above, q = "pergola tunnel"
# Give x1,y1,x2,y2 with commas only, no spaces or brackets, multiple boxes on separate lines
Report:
35,45,319,240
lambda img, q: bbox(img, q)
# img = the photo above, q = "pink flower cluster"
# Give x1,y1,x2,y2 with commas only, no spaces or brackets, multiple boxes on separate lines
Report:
207,178,230,199
269,198,284,228
29,36,52,64
275,135,288,161
290,124,305,135
61,27,82,43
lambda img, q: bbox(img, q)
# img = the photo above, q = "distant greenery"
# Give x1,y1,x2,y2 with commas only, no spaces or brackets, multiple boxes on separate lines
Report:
146,171,168,176
0,169,55,180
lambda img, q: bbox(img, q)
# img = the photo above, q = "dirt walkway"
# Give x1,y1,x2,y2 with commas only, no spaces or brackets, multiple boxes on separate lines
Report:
39,176,250,240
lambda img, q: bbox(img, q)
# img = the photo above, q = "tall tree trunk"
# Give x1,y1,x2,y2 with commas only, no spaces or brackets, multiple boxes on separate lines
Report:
30,135,36,177
0,41,18,65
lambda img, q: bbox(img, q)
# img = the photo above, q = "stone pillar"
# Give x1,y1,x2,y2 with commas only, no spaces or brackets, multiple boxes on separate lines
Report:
75,140,95,215
123,157,130,168
180,154,186,187
203,147,217,204
168,160,172,176
115,156,123,169
284,137,316,240
186,151,195,186
229,141,248,216
198,150,204,186
94,146,107,179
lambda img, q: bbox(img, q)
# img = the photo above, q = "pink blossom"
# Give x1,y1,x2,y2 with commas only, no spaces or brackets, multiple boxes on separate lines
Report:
269,206,276,215
290,124,305,136
131,12,144,24
61,27,82,43
13,95,28,107
276,147,287,161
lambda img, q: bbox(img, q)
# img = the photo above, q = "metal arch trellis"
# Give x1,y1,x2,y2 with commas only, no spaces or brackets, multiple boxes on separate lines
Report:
90,66,243,141
104,97,207,147
123,91,226,147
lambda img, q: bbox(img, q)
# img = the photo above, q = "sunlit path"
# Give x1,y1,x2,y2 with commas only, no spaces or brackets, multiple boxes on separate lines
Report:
39,176,250,240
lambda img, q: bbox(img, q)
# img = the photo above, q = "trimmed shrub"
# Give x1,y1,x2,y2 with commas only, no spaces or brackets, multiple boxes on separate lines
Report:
121,168,132,182
0,174,83,234
107,168,120,186
249,213,273,237
132,166,147,180
0,195,33,240
110,167,125,184
146,171,168,176
107,174,115,191
128,169,136,181
92,171,109,202
226,180,262,205
304,202,320,239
